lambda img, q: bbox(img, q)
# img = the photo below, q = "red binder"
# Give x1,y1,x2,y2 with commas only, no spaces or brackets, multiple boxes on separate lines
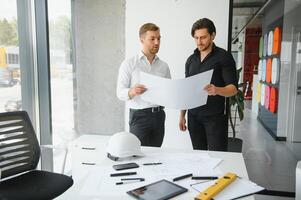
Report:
270,87,278,113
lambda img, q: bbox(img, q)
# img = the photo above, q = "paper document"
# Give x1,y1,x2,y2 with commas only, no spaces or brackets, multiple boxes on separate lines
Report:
79,152,223,198
191,177,264,200
140,70,213,110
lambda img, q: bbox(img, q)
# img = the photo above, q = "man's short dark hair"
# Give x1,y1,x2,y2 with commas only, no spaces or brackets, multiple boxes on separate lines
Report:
139,23,160,37
191,18,216,37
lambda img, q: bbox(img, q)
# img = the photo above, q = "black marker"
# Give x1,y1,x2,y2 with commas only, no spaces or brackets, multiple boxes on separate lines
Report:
143,162,162,166
116,179,144,185
81,147,96,150
121,178,145,181
82,162,95,165
191,176,218,180
173,173,193,182
110,172,137,177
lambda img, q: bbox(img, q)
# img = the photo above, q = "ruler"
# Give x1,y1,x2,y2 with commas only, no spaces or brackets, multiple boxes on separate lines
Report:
195,172,237,200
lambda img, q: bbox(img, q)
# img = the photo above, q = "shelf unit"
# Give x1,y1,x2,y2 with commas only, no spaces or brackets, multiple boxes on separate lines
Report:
257,27,282,140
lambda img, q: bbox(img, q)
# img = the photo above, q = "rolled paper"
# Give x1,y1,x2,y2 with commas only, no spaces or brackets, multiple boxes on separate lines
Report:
261,84,265,106
259,36,263,58
262,59,266,82
263,33,268,57
258,59,262,81
257,82,262,103
272,57,280,84
268,30,274,56
265,85,270,110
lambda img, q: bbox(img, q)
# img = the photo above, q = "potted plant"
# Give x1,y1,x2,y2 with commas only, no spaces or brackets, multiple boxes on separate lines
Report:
227,68,244,152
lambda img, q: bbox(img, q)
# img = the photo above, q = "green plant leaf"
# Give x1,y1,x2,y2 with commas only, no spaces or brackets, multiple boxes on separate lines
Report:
229,68,245,121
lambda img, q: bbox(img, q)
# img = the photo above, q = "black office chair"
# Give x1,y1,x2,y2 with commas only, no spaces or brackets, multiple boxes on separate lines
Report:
0,111,73,200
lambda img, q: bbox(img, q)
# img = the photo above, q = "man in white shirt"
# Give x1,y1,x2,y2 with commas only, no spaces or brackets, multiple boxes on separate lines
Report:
116,23,171,147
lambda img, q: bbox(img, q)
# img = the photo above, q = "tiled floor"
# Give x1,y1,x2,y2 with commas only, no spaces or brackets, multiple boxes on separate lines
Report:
237,108,300,200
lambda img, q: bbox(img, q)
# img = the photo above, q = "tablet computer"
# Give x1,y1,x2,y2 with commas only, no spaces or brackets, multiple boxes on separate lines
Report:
127,179,188,200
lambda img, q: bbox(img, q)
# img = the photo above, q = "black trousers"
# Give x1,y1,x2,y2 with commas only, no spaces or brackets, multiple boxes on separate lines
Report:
188,112,228,151
129,108,165,147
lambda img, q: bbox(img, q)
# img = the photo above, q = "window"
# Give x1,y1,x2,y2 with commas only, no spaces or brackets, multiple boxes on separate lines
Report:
0,1,21,110
47,0,74,172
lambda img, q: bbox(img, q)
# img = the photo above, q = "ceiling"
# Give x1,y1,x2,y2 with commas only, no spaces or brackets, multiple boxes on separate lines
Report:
232,0,267,41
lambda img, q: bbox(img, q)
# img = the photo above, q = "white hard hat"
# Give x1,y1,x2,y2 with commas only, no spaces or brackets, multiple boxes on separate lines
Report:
106,131,144,161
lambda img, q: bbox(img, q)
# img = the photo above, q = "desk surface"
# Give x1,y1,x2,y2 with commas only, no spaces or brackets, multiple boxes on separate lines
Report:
58,135,254,200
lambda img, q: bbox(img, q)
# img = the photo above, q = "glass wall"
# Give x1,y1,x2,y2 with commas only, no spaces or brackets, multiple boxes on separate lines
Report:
0,0,21,114
0,0,130,172
47,0,75,172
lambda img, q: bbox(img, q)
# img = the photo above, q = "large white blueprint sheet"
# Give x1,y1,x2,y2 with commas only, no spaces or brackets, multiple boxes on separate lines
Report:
140,70,213,110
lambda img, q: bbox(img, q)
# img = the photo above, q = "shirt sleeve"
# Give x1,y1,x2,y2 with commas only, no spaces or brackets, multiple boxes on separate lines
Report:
165,63,171,79
185,56,193,78
116,60,131,101
221,53,238,89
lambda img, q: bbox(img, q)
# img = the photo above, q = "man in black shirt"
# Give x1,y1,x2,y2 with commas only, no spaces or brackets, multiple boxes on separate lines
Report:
179,18,238,151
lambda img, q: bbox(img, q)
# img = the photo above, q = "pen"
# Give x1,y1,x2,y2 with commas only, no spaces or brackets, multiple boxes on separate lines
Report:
116,179,145,185
191,176,218,180
173,173,193,182
121,178,145,181
143,162,162,166
110,172,137,177
190,180,211,186
81,147,96,150
81,162,96,165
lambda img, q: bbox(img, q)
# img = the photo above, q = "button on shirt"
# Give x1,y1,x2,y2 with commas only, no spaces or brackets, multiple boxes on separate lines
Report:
185,44,237,116
117,52,171,109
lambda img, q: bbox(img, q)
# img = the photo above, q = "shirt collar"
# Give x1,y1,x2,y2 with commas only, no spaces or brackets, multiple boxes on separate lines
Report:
139,51,159,61
194,43,216,56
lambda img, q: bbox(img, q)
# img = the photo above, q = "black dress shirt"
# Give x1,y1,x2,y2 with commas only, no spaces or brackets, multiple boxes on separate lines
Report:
185,44,238,117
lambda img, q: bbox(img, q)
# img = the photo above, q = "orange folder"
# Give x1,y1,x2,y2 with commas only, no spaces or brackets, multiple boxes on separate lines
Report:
272,27,282,55
270,87,278,113
266,58,272,83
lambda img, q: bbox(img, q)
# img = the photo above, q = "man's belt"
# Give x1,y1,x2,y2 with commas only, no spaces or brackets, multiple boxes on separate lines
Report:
130,106,164,113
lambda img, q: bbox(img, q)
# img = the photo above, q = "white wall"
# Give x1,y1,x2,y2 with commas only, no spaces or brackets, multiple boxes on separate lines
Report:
125,0,230,149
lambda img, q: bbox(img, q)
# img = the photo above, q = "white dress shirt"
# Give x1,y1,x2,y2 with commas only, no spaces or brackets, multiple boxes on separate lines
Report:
117,51,171,109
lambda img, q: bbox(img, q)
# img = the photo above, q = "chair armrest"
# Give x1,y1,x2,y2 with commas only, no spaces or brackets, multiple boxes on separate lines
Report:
40,144,69,174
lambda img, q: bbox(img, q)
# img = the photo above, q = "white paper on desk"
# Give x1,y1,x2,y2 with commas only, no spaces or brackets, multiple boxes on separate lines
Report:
79,152,224,198
80,166,150,198
134,152,223,181
161,152,221,169
140,70,213,110
191,177,264,200
133,152,222,175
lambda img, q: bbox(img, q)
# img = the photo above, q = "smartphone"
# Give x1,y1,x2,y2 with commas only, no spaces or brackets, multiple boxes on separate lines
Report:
113,162,139,171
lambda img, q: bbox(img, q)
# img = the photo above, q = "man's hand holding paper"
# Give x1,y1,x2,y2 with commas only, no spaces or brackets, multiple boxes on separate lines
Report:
128,84,147,99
